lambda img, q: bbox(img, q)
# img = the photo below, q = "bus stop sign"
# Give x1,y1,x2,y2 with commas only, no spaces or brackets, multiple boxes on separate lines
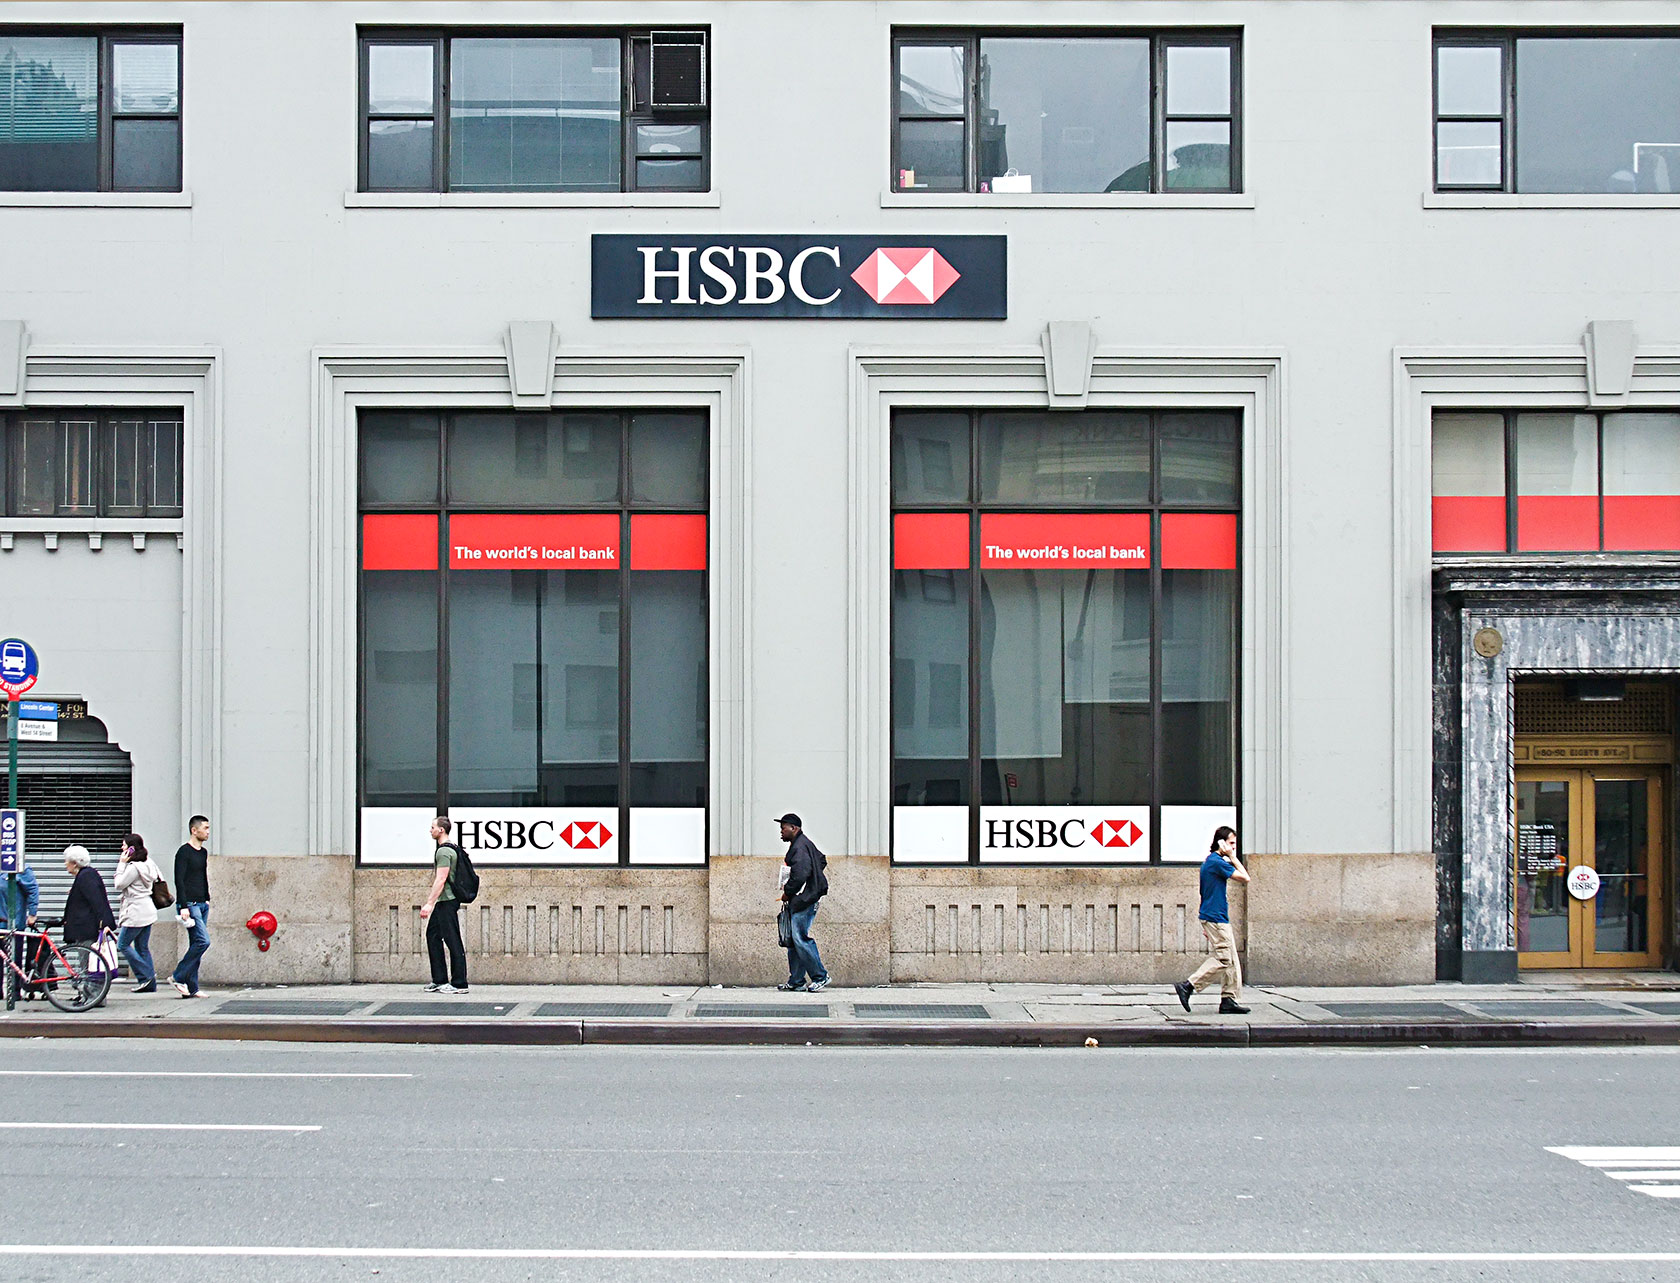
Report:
0,809,22,874
0,638,38,699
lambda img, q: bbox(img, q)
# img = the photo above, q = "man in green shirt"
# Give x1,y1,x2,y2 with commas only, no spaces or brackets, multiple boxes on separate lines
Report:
418,816,468,994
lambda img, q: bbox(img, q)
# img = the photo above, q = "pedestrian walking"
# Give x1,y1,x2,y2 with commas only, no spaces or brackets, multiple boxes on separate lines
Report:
774,813,830,993
0,858,41,996
1174,826,1250,1015
61,845,117,1007
170,814,212,998
114,834,161,993
419,816,468,994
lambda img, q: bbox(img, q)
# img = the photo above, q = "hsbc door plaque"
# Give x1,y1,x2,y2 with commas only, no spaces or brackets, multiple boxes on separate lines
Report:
591,234,1007,319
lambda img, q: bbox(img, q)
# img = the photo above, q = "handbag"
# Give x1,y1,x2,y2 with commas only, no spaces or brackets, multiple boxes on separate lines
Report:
150,873,174,910
776,904,793,949
92,928,120,976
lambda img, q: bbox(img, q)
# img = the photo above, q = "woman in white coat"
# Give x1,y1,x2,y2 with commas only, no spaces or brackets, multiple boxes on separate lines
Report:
113,834,161,993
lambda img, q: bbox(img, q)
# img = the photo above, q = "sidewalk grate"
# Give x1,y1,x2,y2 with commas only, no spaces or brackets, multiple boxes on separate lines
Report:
1470,1000,1620,1019
535,1003,674,1018
1317,1003,1476,1021
854,1003,991,1020
693,1004,829,1019
213,1000,368,1016
368,1002,515,1017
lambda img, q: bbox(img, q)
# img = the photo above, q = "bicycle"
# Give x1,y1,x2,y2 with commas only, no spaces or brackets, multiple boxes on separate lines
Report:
1,920,112,1012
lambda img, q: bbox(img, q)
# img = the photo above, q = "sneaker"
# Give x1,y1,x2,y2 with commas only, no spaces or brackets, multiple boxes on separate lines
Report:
806,977,830,993
776,980,808,992
133,982,157,994
421,983,443,992
1218,997,1251,1015
1173,980,1193,1012
435,984,461,995
172,981,191,999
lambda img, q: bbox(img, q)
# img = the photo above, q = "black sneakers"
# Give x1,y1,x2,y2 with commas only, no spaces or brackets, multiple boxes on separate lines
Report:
1173,980,1193,1012
1218,997,1251,1015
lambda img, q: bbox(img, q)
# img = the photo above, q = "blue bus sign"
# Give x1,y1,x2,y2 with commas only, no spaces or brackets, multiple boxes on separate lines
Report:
0,809,22,874
16,701,55,721
0,639,38,699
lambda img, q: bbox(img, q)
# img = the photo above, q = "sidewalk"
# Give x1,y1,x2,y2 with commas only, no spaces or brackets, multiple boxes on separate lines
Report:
4,975,1680,1046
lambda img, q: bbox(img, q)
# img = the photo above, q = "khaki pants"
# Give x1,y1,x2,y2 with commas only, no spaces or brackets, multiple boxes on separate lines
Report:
1187,921,1242,999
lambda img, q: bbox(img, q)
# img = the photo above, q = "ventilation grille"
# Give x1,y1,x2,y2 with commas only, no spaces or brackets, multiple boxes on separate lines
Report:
1,770,133,919
1514,682,1674,736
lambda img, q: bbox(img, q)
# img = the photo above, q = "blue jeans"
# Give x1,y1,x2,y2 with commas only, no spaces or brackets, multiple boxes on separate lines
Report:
172,903,210,992
785,904,827,985
117,925,154,984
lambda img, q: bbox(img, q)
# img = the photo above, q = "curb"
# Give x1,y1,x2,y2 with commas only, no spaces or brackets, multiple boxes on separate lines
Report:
1,1018,1677,1048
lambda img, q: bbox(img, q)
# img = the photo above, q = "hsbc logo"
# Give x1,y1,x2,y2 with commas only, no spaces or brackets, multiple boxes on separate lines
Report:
559,820,613,851
979,808,1149,862
592,234,1005,320
449,809,618,861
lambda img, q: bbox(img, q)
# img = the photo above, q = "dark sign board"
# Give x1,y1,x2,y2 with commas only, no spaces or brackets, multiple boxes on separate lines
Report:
592,234,1006,319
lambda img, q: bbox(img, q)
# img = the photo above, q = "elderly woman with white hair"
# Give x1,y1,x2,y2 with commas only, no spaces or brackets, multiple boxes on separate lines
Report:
61,844,117,956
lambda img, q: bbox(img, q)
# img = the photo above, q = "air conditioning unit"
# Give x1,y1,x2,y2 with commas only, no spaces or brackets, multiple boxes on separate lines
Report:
650,31,707,109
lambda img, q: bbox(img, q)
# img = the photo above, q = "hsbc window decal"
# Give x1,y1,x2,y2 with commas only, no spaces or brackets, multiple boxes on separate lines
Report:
357,409,708,867
591,234,1005,318
890,409,1240,866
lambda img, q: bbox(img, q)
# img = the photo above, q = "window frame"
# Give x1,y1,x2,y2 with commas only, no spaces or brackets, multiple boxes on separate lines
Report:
1432,28,1680,194
890,27,1243,197
356,407,711,867
0,26,183,193
889,407,1243,866
357,27,711,195
0,409,184,518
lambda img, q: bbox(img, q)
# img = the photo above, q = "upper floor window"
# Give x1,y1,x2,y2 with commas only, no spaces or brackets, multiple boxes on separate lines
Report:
359,30,709,193
1432,411,1680,553
0,30,182,192
1435,33,1680,192
892,31,1239,195
2,410,184,518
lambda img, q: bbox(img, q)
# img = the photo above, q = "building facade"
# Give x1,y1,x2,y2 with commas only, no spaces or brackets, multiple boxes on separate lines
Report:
2,1,1677,987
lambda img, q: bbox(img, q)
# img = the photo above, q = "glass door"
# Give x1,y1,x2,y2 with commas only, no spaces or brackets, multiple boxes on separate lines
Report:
1515,772,1581,967
1586,770,1663,968
1515,767,1666,969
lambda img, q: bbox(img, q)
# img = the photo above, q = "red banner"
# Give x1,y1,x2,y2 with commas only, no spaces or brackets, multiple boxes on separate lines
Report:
979,513,1149,569
1432,496,1505,553
1161,513,1238,570
894,513,970,569
362,514,438,570
630,514,707,570
448,514,620,569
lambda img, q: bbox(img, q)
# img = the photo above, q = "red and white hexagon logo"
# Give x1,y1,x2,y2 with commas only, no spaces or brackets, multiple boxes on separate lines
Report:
850,247,962,305
1092,819,1142,850
560,820,613,851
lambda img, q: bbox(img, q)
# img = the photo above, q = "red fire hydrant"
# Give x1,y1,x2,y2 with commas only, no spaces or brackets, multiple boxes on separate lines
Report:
246,911,278,952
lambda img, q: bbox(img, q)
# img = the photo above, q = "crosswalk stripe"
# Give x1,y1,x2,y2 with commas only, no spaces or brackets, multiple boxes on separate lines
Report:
1550,1147,1680,1161
1606,1172,1680,1182
1629,1187,1680,1199
1549,1146,1680,1201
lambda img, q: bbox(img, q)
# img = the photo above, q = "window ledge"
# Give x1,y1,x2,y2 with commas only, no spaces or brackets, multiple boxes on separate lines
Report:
0,191,191,208
344,190,721,209
881,190,1254,210
1425,191,1680,210
0,518,184,552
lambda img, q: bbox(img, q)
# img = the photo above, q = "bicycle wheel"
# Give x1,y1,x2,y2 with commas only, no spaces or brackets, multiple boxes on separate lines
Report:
43,944,111,1013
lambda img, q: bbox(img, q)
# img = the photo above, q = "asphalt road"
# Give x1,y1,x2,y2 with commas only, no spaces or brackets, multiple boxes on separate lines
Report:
0,1040,1675,1282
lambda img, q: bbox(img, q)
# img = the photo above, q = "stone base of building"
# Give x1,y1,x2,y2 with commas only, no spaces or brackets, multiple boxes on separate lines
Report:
155,852,1438,986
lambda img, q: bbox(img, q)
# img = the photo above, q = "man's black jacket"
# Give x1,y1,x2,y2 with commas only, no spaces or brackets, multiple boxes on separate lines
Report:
782,832,828,912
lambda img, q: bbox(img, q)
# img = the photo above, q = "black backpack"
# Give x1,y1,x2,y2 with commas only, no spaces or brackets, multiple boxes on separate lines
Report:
446,842,480,903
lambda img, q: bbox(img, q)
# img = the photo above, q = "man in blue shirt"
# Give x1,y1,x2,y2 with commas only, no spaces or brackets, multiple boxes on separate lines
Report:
1174,826,1250,1014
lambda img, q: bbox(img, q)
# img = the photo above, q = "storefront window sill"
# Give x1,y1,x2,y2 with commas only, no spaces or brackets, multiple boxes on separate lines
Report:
880,191,1254,210
0,191,191,208
0,518,184,552
1425,191,1680,209
344,190,722,209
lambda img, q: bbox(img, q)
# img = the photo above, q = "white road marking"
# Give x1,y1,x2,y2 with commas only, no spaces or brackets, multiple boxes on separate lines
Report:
0,1123,319,1132
0,1071,408,1079
1549,1146,1680,1200
0,1247,1676,1263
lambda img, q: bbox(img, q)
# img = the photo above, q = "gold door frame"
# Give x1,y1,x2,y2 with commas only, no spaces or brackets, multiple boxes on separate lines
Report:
1514,768,1584,969
1582,766,1664,969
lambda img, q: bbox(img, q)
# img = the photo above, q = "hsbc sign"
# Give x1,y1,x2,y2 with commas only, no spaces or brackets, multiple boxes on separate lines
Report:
591,234,1007,319
979,807,1150,864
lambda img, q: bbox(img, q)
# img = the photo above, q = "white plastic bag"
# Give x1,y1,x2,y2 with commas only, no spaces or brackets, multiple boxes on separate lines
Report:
990,169,1032,193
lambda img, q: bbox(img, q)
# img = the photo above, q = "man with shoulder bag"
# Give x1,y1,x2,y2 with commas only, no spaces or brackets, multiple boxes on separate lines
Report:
419,816,473,994
774,813,830,993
